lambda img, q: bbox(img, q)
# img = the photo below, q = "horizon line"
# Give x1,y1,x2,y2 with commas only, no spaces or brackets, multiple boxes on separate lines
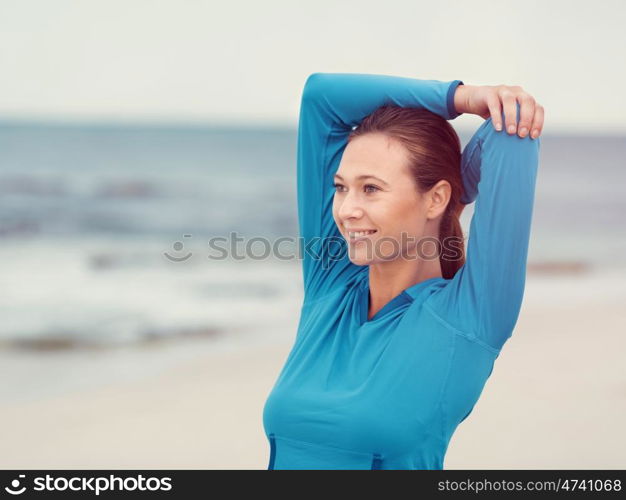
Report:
0,116,623,137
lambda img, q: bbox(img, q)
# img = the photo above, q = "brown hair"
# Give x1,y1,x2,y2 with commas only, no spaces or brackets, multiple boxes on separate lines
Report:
347,105,466,279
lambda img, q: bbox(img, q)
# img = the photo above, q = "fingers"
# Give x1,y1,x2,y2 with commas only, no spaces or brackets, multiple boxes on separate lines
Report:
487,92,503,131
530,104,544,139
499,88,518,135
516,94,536,138
487,85,544,139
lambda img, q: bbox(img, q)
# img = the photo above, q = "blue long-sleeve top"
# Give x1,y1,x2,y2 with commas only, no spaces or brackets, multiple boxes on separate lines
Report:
262,73,541,470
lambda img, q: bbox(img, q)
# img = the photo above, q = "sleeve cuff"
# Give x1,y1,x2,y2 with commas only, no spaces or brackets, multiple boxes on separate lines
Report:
446,80,464,119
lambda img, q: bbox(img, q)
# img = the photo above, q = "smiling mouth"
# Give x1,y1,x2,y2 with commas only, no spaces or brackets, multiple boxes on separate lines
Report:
348,230,377,240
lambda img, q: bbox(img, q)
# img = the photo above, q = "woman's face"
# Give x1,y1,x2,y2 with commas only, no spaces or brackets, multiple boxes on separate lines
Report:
332,132,447,266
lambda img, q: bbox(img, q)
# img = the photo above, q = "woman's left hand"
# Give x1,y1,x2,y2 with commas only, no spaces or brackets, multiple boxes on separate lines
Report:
454,83,544,139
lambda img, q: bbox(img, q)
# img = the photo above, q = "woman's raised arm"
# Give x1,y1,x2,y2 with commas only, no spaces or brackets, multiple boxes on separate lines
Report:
425,102,541,352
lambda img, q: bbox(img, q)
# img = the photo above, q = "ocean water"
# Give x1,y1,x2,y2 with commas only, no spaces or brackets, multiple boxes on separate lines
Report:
0,122,624,350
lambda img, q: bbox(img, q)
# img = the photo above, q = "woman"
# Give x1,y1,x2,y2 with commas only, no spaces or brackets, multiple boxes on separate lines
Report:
262,73,543,470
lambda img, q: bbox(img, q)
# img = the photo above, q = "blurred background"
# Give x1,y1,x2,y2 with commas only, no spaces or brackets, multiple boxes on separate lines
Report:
1,0,624,469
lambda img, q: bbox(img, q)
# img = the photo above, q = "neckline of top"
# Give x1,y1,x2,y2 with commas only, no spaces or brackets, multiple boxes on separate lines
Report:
358,272,447,325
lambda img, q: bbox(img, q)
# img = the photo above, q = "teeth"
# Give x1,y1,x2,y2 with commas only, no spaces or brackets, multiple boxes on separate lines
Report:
349,230,376,238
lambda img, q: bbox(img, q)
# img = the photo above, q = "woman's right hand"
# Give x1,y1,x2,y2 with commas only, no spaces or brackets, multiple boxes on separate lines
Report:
454,83,544,140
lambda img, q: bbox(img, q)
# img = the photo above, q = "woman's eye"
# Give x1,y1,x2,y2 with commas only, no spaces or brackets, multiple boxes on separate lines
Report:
333,183,380,193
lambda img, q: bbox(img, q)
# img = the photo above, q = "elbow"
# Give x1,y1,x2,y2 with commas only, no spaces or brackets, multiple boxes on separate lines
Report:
302,72,331,102
488,103,542,155
483,119,541,168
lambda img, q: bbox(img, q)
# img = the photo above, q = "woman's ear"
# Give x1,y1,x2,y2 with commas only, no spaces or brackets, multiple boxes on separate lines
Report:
426,180,452,220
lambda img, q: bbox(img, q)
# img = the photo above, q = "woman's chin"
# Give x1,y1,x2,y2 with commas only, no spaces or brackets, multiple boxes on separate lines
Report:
348,255,372,267
350,259,371,267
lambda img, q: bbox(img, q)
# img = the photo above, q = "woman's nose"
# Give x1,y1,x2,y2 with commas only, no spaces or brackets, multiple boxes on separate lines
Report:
337,193,364,220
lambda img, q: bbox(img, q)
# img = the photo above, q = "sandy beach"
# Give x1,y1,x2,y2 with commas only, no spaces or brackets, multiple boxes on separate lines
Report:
1,265,625,470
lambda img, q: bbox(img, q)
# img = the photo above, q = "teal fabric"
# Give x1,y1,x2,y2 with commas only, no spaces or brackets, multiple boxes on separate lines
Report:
262,73,541,469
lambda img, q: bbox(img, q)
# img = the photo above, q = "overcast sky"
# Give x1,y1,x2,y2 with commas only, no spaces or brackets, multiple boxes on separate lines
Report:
0,0,624,133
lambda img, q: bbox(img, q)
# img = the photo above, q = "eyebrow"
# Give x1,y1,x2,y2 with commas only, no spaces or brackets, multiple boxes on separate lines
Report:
333,174,389,187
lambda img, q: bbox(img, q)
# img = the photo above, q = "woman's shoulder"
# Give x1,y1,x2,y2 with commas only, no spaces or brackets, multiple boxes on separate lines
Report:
302,267,367,308
404,276,451,303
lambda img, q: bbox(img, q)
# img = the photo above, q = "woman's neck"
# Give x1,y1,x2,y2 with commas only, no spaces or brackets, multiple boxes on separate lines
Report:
367,258,442,320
